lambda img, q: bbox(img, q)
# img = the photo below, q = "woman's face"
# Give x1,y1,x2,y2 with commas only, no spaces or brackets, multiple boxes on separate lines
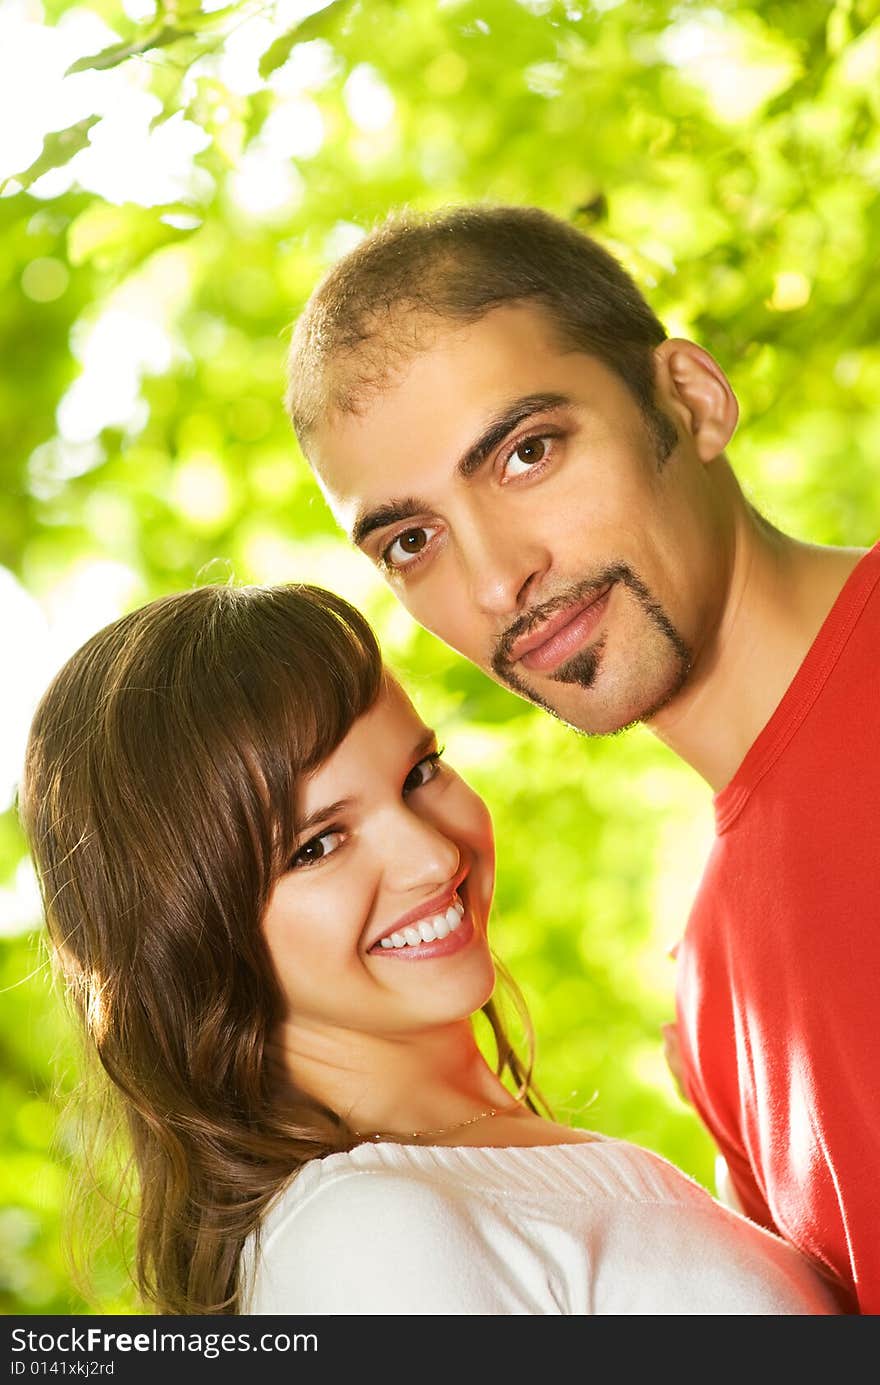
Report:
262,676,496,1044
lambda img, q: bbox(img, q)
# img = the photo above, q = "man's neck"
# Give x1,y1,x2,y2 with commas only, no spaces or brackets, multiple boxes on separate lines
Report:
649,513,866,792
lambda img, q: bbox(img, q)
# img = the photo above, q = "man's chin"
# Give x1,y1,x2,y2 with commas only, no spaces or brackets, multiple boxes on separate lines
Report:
549,700,645,739
514,673,688,738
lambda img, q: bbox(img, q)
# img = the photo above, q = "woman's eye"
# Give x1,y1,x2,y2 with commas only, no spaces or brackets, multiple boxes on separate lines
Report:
383,525,438,571
403,751,443,795
291,829,344,870
502,435,550,480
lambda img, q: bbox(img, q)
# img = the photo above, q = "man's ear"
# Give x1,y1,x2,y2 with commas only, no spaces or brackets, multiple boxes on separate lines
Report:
653,339,739,462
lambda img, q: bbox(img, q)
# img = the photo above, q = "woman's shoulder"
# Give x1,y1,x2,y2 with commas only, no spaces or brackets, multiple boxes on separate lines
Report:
244,1143,550,1315
259,1134,692,1236
249,1135,736,1292
258,1143,469,1251
242,1138,844,1315
258,1133,742,1239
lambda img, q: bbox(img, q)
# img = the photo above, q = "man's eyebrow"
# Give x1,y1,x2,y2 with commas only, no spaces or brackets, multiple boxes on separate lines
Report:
352,498,426,549
349,391,570,549
456,391,570,479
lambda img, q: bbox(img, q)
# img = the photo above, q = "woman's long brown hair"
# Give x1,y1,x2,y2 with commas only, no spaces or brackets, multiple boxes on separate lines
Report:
20,582,542,1315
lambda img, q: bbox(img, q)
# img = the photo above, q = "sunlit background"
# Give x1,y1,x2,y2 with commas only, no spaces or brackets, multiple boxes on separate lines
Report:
2,0,879,1312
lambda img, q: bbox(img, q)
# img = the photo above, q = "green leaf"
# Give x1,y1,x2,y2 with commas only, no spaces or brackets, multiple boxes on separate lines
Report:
258,0,352,78
67,201,201,273
64,25,194,75
1,117,101,192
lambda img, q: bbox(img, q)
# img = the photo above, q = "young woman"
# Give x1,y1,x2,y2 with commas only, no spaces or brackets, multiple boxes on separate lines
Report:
20,583,846,1316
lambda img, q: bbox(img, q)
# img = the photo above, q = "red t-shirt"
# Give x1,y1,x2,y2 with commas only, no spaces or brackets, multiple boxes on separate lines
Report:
676,541,880,1316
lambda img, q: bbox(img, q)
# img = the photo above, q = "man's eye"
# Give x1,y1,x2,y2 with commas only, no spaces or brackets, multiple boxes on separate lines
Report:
382,525,438,571
501,435,550,480
403,750,443,795
290,830,344,870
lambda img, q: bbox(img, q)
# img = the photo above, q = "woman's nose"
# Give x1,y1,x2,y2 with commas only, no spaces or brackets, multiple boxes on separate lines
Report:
381,803,461,894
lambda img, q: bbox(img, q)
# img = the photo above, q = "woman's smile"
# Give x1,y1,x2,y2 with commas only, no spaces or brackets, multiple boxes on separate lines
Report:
371,891,472,959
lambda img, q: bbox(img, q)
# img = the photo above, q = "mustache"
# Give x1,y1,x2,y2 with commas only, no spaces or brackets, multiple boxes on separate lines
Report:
491,564,634,677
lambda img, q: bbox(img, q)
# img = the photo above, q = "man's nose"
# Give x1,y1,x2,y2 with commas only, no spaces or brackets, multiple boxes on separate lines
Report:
459,509,548,619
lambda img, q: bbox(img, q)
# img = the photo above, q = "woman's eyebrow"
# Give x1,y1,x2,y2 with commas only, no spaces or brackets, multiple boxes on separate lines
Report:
349,391,570,548
412,728,438,758
295,798,353,836
295,733,436,833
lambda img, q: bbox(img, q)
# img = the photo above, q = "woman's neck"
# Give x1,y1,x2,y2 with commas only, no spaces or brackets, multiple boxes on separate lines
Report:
274,1016,517,1138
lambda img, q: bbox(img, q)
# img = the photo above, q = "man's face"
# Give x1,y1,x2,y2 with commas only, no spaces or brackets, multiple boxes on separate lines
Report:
309,304,728,736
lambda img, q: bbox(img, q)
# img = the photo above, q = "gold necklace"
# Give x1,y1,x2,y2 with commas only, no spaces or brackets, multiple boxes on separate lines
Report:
355,1106,500,1144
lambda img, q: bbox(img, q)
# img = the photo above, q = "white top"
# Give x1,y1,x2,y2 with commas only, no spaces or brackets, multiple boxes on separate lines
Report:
242,1137,842,1315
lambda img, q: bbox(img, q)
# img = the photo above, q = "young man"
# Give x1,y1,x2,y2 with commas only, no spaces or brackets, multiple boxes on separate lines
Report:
283,204,877,1313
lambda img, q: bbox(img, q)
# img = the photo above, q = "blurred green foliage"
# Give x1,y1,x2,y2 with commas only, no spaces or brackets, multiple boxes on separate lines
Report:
2,0,879,1314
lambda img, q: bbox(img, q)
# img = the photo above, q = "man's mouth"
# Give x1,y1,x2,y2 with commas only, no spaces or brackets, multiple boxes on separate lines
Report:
507,584,613,674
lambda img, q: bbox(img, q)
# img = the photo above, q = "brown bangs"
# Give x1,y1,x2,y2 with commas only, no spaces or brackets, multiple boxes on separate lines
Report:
198,583,384,876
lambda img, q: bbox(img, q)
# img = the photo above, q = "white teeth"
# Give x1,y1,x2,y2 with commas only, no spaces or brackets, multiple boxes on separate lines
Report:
376,895,468,951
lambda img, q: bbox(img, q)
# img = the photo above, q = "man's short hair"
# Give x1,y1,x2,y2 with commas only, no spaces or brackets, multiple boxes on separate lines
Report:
285,203,672,449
